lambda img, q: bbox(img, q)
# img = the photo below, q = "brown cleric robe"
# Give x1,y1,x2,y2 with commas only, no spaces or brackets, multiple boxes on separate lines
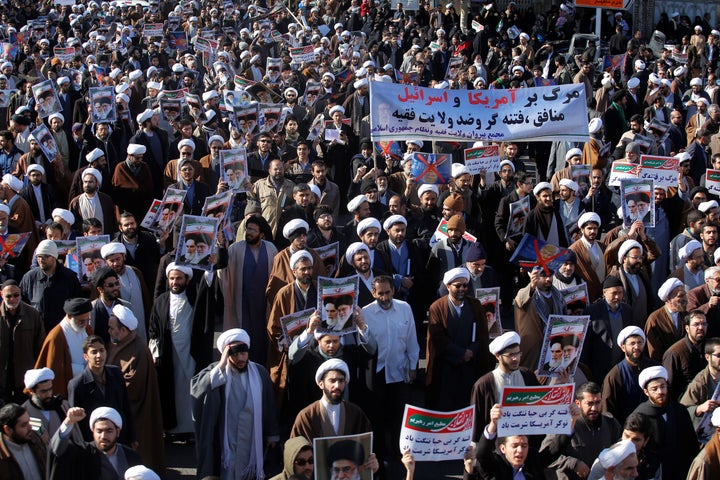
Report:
111,161,154,221
645,306,683,362
290,399,372,441
34,322,92,399
568,238,606,303
107,330,165,476
265,247,327,301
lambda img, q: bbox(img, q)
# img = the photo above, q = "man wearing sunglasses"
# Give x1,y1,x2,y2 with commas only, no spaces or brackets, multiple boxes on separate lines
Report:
270,436,314,480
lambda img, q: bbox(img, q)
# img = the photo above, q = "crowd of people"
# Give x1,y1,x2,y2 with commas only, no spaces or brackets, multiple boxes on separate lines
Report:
1,0,720,479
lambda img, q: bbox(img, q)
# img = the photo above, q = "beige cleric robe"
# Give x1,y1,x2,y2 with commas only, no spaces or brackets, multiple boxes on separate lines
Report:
569,238,606,303
265,247,327,301
107,330,166,476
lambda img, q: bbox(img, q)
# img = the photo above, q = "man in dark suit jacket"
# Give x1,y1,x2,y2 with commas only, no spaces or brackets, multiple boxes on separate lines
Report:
90,267,135,344
581,276,637,382
686,128,711,185
129,109,169,199
112,211,162,294
67,336,136,446
687,273,720,338
168,158,212,217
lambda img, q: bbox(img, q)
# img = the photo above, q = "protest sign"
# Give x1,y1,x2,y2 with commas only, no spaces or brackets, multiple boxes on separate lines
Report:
464,145,500,175
537,315,590,378
560,283,589,313
399,404,473,462
607,161,641,187
639,155,679,188
370,82,589,143
445,56,464,80
279,308,314,350
76,235,110,284
497,384,574,437
302,81,322,107
506,196,530,240
30,124,58,161
259,104,282,133
316,276,360,336
290,45,317,63
53,47,75,62
201,191,234,245
475,287,502,338
0,90,15,108
234,105,258,134
159,98,183,123
147,188,186,237
509,234,570,275
175,215,220,271
428,218,477,248
32,80,61,118
410,153,451,184
620,178,654,228
89,86,116,123
219,149,248,192
706,169,720,195
0,232,30,260
602,53,625,72
143,23,164,38
168,31,188,50
374,141,404,166
140,200,163,230
315,242,340,277
314,433,373,480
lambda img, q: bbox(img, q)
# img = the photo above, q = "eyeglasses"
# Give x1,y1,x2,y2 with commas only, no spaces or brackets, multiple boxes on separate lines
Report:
294,457,314,466
500,351,522,359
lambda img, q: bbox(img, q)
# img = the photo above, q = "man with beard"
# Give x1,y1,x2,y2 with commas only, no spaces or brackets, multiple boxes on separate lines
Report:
111,212,161,290
663,310,708,400
606,240,655,322
688,267,720,338
34,298,92,401
20,240,81,332
570,212,606,302
700,223,718,268
219,216,278,362
277,184,316,250
111,144,154,221
0,173,38,260
407,184,441,246
631,366,696,479
21,368,81,443
148,263,209,437
427,267,491,411
586,439,639,480
324,439,375,480
0,279,44,403
67,335,136,448
582,276,636,382
14,134,71,202
338,217,385,276
343,242,383,307
18,164,57,231
100,243,151,342
514,266,567,371
671,240,706,291
81,122,121,186
602,326,660,425
291,359,376,450
248,159,295,239
68,168,116,235
470,331,539,441
427,214,471,289
540,382,623,479
89,268,133,344
309,160,340,219
0,403,46,478
556,178,584,234
645,278,688,361
247,132,278,182
48,406,141,480
197,135,225,190
69,147,111,201
525,182,569,248
307,205,346,253
48,113,79,172
342,194,371,244
106,305,165,476
681,337,720,444
375,215,426,303
268,250,321,403
191,329,278,480
270,437,313,480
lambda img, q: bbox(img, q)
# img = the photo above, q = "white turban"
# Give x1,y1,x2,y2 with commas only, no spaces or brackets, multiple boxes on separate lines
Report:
2,174,22,193
565,148,583,161
315,358,350,384
618,240,643,263
698,200,719,213
89,406,123,429
452,163,470,178
443,267,471,286
345,242,370,265
165,262,193,280
27,164,45,176
283,219,310,239
289,250,313,270
24,367,55,389
112,305,138,331
356,217,381,236
216,328,251,352
383,215,407,230
208,135,224,146
101,242,126,259
658,278,684,302
712,408,720,427
125,465,161,480
83,167,102,186
136,109,154,125
533,182,552,196
49,113,64,124
593,439,636,472
559,178,579,192
127,144,146,155
578,212,601,229
347,195,367,213
679,240,702,261
52,208,75,225
353,78,368,89
86,148,105,164
177,139,196,151
588,118,603,134
617,326,645,346
489,331,521,355
418,184,439,197
329,105,345,116
638,365,668,389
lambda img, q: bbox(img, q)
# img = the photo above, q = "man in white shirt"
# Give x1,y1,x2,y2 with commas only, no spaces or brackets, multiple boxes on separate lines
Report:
362,275,418,465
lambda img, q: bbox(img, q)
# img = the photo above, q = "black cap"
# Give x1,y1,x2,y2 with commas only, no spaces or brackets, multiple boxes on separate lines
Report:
603,275,624,289
63,298,92,316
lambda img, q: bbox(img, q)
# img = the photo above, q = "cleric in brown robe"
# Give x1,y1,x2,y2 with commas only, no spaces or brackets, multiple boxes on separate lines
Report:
107,305,165,476
111,144,154,221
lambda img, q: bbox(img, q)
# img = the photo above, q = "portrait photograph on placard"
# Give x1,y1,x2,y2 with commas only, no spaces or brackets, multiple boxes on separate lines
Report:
316,275,360,336
89,86,117,123
313,432,373,480
219,149,248,192
175,215,219,271
31,124,58,161
620,178,655,227
76,235,110,285
32,80,61,118
536,315,590,378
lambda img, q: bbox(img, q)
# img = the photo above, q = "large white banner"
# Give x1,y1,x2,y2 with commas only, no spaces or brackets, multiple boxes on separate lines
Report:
369,82,589,143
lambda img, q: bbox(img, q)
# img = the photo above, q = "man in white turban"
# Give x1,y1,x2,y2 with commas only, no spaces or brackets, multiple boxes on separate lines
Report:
191,329,278,480
645,277,687,361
